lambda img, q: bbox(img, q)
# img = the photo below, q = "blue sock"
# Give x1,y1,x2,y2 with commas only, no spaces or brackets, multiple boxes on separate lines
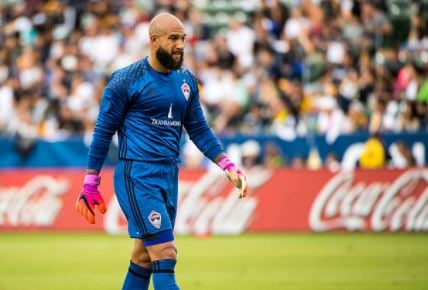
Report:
122,260,152,290
152,259,180,290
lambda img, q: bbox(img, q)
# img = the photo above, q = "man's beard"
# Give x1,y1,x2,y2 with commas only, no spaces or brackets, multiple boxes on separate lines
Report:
156,47,183,70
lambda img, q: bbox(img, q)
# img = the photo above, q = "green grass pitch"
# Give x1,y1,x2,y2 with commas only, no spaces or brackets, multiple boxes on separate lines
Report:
0,232,427,290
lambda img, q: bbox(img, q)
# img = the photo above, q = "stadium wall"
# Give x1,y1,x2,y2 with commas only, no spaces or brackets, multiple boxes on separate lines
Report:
0,132,427,168
0,167,427,234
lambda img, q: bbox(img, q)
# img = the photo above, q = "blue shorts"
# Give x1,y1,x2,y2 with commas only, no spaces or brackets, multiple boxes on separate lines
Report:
114,159,178,239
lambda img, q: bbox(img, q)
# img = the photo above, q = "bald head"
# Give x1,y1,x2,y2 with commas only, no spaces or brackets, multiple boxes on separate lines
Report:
148,12,186,71
149,12,184,36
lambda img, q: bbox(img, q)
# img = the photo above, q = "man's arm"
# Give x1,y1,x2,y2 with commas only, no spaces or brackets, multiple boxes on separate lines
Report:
183,81,224,161
87,82,129,171
183,81,248,197
76,73,130,224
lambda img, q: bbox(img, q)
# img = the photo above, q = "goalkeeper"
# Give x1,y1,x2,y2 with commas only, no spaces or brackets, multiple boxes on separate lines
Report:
75,12,248,290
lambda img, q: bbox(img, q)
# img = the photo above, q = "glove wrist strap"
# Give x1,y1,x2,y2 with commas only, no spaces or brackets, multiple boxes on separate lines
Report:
217,155,235,171
84,173,101,186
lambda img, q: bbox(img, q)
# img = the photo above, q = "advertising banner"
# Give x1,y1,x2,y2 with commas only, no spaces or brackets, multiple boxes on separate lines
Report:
0,168,427,234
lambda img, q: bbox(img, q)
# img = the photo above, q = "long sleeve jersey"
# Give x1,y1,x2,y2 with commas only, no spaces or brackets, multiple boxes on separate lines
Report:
87,57,224,171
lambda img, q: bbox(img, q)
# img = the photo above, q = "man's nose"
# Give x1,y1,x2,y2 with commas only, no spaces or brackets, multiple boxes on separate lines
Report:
176,39,185,49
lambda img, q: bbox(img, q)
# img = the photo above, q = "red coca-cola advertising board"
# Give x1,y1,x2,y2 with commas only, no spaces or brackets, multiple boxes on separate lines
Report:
0,167,427,234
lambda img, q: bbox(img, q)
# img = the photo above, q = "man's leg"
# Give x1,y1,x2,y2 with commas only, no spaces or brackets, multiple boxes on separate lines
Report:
122,239,152,290
145,231,180,290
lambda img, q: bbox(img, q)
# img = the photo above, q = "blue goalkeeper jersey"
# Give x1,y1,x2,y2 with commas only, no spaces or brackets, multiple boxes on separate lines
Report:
87,57,224,171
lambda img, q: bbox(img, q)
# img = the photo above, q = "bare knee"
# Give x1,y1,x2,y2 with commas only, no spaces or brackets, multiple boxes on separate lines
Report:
147,241,177,261
160,243,177,260
131,239,151,268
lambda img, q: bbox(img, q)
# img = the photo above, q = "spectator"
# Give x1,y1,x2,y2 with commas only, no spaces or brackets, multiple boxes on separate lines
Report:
396,101,421,132
226,19,255,69
307,147,322,170
241,139,262,171
325,152,341,172
263,141,285,168
0,0,426,168
359,134,386,169
291,155,306,169
0,77,15,133
389,141,416,168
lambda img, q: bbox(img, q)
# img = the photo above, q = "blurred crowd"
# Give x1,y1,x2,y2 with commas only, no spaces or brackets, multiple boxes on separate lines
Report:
0,0,427,168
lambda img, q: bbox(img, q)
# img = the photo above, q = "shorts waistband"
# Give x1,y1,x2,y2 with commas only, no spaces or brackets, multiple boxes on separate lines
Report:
119,157,178,166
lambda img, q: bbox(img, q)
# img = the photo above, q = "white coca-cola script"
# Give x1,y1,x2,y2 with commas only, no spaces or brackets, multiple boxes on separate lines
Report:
309,169,428,232
0,176,69,226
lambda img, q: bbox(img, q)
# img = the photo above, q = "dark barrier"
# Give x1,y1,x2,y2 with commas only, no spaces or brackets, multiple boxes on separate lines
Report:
0,132,427,167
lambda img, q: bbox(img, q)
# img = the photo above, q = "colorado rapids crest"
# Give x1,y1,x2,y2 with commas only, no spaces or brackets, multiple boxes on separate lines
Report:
181,82,190,101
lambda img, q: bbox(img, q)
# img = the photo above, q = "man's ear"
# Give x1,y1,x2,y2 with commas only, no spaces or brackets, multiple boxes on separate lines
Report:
150,35,158,46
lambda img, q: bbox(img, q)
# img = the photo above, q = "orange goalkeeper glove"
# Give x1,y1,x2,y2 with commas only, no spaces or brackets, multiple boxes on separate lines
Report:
75,173,107,224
